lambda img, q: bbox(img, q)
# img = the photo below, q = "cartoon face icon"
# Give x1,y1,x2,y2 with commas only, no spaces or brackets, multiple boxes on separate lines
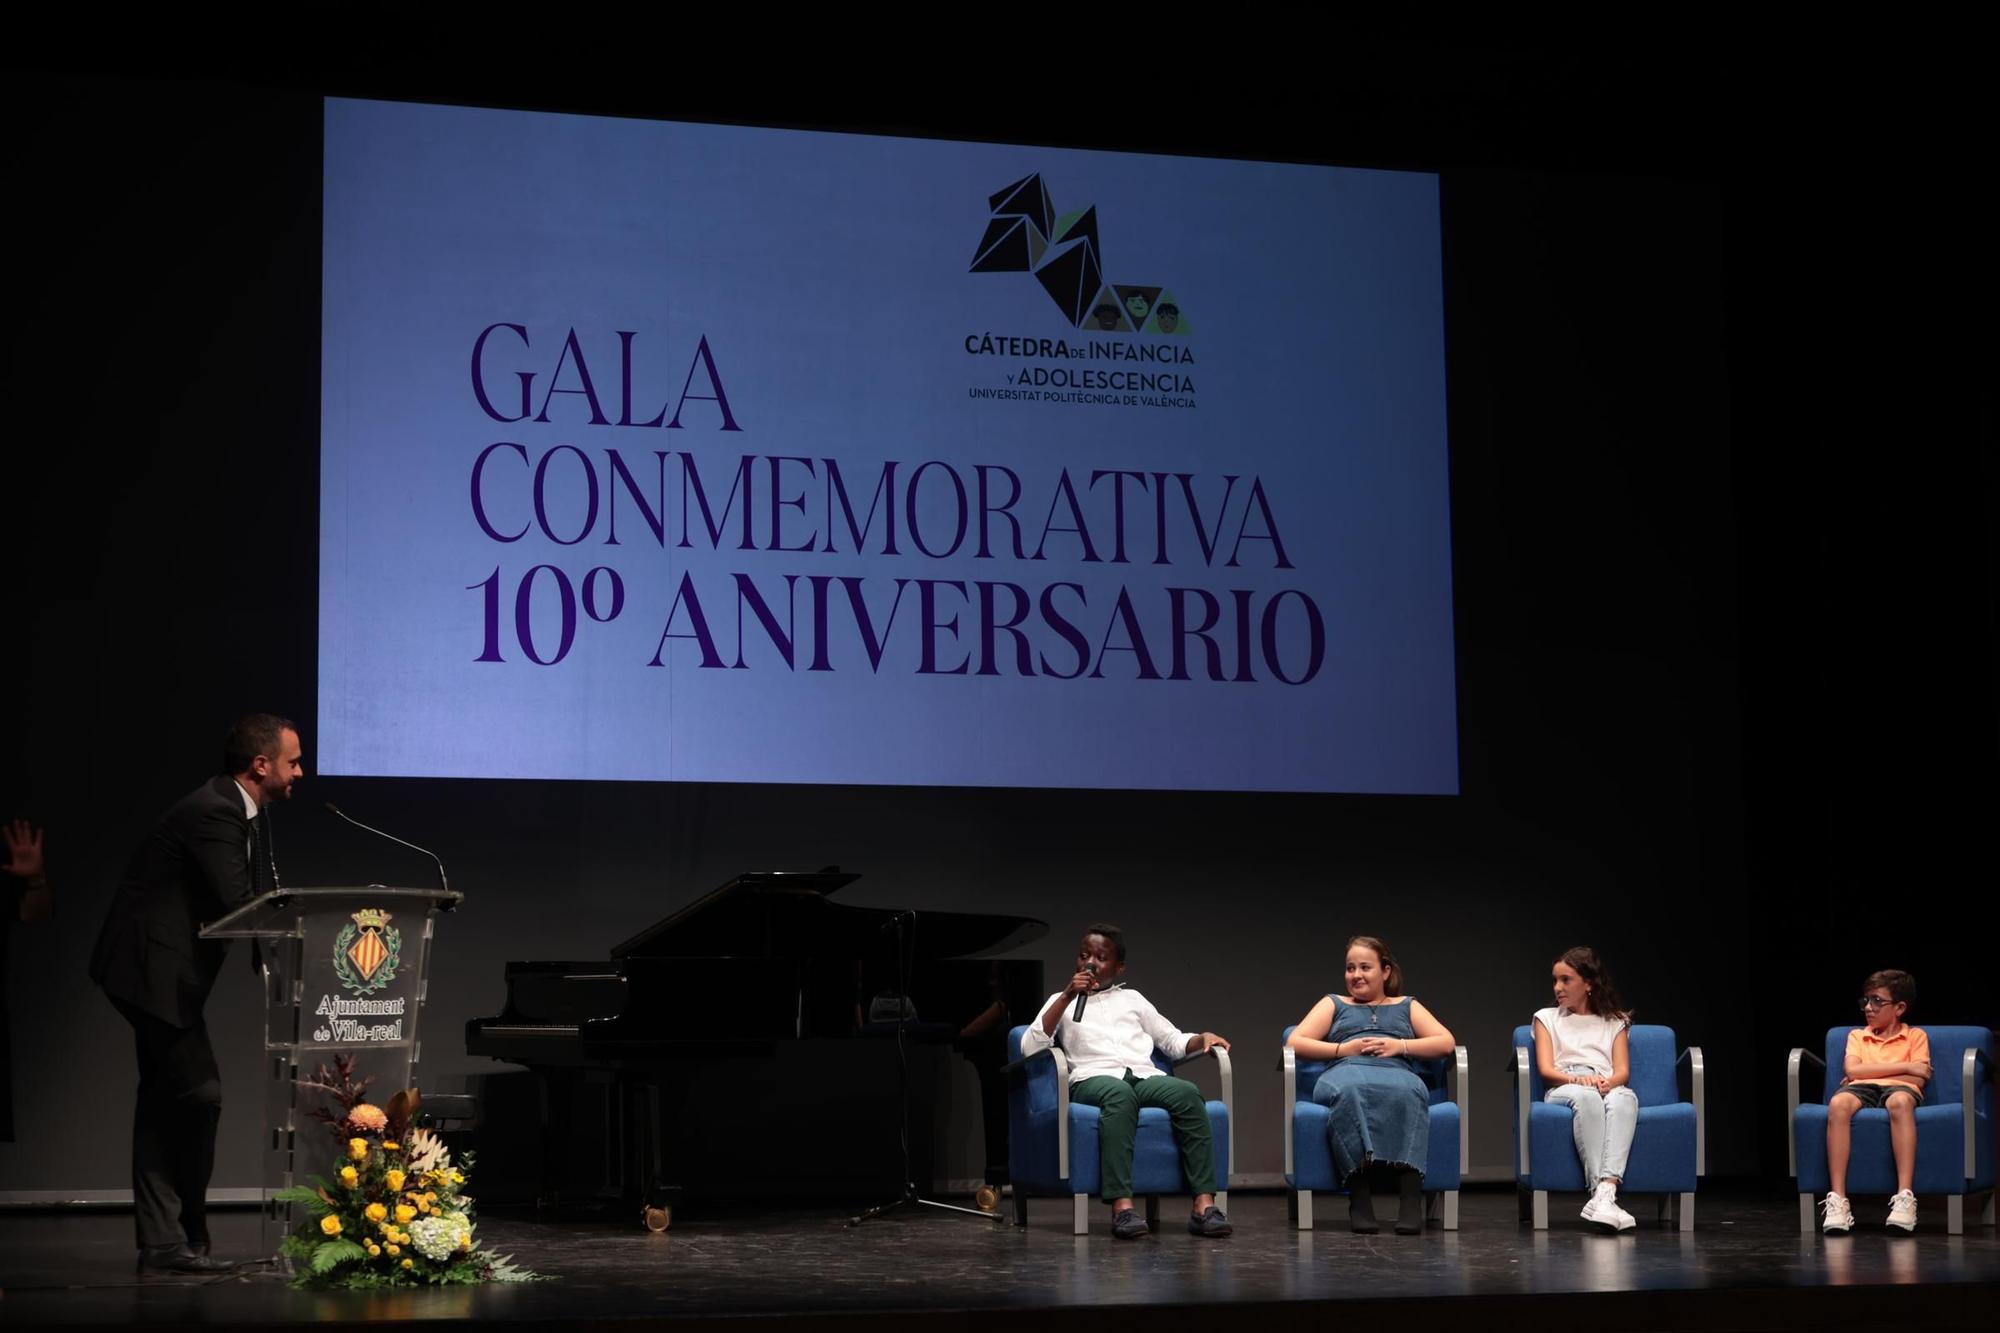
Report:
1155,302,1179,332
1124,293,1151,320
1093,303,1122,330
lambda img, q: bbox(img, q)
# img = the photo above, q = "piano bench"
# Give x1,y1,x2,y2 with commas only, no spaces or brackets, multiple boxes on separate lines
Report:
419,1093,481,1131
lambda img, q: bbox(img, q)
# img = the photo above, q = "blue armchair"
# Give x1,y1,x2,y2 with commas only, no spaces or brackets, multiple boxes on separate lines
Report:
1510,1023,1704,1230
1281,1025,1466,1230
1789,1025,1994,1234
1005,1025,1233,1234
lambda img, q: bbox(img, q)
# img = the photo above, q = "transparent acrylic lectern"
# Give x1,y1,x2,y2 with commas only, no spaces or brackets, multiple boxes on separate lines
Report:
200,886,461,1261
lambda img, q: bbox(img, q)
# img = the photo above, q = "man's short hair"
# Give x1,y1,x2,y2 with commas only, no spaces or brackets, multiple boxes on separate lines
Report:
223,713,295,775
1083,922,1126,962
1865,968,1917,1009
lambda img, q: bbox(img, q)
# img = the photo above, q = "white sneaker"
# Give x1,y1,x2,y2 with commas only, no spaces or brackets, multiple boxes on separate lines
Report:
1581,1182,1636,1233
1821,1192,1854,1235
1886,1190,1917,1233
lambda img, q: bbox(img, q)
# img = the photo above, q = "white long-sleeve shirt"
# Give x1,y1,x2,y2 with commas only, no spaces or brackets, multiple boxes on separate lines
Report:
1019,984,1196,1084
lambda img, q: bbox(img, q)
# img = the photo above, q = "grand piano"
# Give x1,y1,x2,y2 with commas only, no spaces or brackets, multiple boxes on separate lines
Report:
467,871,1046,1213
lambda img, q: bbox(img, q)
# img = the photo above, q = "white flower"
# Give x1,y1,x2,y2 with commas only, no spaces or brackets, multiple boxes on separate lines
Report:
410,1215,459,1262
405,1127,452,1175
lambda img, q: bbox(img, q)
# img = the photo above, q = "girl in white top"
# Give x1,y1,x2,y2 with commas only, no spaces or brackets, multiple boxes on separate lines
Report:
1532,945,1637,1232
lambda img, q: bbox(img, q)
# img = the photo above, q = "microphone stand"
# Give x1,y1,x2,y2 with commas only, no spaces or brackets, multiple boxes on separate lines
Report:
324,802,450,895
847,910,1004,1228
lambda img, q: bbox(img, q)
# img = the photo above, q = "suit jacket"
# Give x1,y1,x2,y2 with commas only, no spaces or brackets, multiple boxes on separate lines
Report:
90,775,256,1027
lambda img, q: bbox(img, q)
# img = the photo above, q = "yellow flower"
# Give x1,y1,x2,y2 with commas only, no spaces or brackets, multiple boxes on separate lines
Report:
458,1233,472,1251
382,1141,400,1151
364,1203,388,1223
385,1243,401,1256
401,1258,414,1269
415,1196,431,1214
395,1204,417,1224
349,1138,370,1161
339,1166,359,1187
320,1215,342,1237
366,1243,381,1257
451,1170,464,1184
384,1169,407,1192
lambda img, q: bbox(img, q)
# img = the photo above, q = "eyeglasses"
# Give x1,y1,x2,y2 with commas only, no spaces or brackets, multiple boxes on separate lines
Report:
1858,996,1899,1011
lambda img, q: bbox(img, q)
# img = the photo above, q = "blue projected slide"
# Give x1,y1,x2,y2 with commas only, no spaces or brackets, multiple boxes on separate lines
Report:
320,98,1456,793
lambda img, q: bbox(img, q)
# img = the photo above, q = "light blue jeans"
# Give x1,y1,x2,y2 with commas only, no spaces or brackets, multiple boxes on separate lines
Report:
1545,1067,1638,1184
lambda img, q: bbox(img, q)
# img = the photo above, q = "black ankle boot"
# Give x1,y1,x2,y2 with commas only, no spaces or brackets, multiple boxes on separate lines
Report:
1394,1168,1425,1234
1348,1173,1379,1233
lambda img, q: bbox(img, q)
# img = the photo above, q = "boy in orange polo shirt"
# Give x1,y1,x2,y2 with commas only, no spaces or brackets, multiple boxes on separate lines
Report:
1820,969,1931,1235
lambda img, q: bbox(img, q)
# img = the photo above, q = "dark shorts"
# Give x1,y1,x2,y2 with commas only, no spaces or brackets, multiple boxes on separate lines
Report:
1835,1082,1922,1110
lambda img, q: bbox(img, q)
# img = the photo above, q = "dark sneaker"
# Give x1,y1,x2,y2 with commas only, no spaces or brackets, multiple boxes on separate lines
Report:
1188,1205,1233,1237
1111,1208,1150,1239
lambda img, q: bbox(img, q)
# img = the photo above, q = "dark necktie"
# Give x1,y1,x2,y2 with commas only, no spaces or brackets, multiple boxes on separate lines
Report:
250,812,282,899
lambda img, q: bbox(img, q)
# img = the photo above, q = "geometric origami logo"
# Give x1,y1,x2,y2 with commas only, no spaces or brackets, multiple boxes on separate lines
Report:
971,173,1189,335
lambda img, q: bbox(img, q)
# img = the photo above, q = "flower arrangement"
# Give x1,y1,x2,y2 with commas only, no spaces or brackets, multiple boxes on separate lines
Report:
275,1054,537,1288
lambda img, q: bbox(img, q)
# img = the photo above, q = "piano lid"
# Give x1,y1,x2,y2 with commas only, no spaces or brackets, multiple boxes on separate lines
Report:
611,870,1045,961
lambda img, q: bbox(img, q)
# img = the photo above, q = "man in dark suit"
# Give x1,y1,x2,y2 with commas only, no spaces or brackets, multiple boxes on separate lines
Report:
90,714,303,1274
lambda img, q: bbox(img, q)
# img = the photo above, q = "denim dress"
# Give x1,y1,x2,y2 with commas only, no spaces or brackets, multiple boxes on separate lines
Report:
1310,996,1431,1181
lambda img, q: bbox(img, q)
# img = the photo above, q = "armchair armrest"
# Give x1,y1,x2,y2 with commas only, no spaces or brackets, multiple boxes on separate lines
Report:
1282,1045,1297,1175
1173,1044,1235,1187
1002,1045,1073,1178
1678,1045,1706,1176
1786,1047,1824,1178
1453,1045,1470,1173
1513,1043,1532,1174
1965,1047,1989,1183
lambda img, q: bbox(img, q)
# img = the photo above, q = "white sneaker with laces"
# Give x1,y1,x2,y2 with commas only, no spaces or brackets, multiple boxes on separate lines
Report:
1821,1192,1855,1235
1580,1181,1636,1233
1886,1190,1917,1233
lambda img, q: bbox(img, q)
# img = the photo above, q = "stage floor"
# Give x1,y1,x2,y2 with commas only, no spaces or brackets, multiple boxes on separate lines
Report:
1,1187,1993,1330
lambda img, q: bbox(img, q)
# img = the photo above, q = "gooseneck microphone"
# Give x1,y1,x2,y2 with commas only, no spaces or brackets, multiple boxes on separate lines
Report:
1073,960,1099,1022
325,802,450,895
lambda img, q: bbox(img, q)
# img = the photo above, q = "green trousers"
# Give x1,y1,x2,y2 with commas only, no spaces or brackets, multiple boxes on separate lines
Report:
1072,1070,1216,1202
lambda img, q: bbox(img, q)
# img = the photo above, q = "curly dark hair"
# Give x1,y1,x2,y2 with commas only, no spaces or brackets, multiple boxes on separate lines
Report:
1557,946,1630,1021
1082,923,1126,963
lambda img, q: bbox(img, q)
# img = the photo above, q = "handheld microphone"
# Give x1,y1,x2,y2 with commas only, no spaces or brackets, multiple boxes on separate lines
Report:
1073,960,1099,1022
325,802,450,895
